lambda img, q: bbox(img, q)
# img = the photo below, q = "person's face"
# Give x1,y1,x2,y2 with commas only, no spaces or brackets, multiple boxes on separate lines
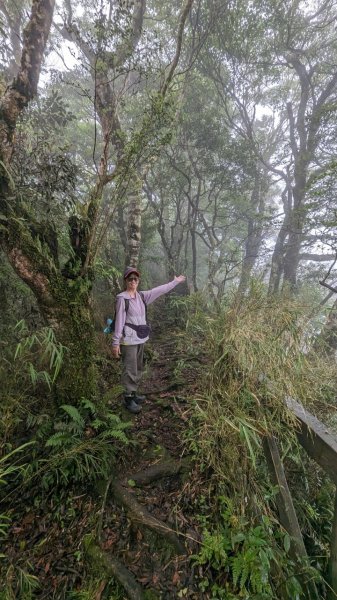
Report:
126,274,139,292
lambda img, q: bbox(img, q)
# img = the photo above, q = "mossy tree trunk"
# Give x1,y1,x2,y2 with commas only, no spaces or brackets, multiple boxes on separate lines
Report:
125,172,142,268
42,281,97,403
4,217,98,402
238,168,266,296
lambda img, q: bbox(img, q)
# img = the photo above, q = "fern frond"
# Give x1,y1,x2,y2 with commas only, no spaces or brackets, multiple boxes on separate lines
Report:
232,555,242,589
91,419,104,430
81,398,96,415
60,404,85,428
107,413,132,429
45,431,73,447
101,429,129,443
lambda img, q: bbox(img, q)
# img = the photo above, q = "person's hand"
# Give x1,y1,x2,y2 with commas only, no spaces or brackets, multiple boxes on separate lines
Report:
112,345,121,358
174,274,186,284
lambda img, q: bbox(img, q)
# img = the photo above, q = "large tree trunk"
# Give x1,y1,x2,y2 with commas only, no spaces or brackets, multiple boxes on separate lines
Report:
238,169,265,295
268,216,289,294
47,300,97,403
0,0,55,161
268,183,291,294
282,162,307,289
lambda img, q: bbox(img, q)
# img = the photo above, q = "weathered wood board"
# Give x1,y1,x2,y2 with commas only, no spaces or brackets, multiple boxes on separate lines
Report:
286,397,337,484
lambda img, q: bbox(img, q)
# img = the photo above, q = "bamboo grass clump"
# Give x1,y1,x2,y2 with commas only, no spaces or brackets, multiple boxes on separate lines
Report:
188,288,336,494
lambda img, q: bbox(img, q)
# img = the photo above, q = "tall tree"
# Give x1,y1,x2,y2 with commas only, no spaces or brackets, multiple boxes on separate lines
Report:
0,0,194,402
203,0,337,292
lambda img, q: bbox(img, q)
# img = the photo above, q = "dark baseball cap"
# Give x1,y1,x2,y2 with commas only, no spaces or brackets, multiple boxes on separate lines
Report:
124,266,140,279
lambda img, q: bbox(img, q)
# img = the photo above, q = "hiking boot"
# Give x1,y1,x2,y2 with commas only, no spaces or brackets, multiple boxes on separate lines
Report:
124,395,141,414
132,391,145,404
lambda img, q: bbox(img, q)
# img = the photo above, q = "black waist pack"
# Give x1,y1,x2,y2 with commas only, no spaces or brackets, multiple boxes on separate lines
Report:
125,323,151,339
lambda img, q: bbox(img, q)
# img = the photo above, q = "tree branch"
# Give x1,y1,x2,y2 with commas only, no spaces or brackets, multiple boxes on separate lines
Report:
0,0,55,160
319,281,337,294
299,253,337,262
0,0,56,305
319,254,337,294
107,0,146,69
161,0,195,97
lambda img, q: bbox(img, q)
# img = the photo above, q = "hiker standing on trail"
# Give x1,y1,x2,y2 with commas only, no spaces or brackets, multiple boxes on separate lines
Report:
112,267,186,414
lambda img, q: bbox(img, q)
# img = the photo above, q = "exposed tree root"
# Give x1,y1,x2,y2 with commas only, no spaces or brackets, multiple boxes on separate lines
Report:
112,481,186,554
129,457,190,487
92,456,190,596
85,538,145,600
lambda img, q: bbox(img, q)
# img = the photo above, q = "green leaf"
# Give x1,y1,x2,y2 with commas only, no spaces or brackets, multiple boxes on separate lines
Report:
45,432,72,447
284,533,291,553
81,398,96,415
0,159,16,189
60,404,85,428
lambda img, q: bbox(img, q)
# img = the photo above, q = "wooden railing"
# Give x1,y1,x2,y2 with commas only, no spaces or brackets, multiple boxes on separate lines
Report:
264,399,337,599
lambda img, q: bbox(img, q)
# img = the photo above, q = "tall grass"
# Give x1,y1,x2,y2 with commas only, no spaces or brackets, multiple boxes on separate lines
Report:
180,287,336,597
185,286,336,494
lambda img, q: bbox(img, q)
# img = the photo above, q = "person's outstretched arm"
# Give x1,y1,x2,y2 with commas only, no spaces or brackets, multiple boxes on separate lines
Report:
141,275,186,305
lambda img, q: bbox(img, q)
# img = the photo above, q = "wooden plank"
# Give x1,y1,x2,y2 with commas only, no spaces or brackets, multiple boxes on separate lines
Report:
263,436,307,557
263,435,319,600
286,397,337,485
328,489,337,600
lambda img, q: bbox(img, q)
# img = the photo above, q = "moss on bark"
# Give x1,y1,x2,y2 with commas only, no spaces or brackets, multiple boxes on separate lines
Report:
46,275,98,404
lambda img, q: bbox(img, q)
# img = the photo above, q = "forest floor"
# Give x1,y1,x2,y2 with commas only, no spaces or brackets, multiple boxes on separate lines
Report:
96,329,205,599
2,323,209,599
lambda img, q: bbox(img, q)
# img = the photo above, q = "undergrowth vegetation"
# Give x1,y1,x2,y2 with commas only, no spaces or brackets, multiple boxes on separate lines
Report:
193,496,311,600
0,321,131,598
172,286,337,598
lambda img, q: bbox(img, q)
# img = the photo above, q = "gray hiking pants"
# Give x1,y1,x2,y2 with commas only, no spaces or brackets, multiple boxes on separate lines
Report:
121,344,145,394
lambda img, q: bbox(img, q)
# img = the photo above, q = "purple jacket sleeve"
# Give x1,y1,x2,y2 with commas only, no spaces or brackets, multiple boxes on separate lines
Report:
141,279,179,305
112,296,126,346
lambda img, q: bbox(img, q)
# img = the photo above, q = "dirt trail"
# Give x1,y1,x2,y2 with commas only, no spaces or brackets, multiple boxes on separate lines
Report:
101,332,202,598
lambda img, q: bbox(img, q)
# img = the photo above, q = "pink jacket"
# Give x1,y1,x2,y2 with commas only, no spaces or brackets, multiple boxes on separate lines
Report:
112,279,179,346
